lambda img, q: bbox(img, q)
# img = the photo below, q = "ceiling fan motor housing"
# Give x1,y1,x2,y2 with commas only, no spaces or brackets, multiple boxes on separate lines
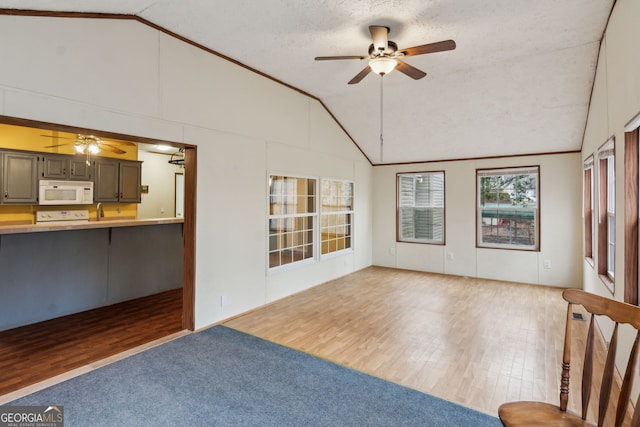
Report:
368,41,398,58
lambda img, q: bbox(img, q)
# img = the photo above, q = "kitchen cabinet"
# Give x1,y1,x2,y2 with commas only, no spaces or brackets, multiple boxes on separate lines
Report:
69,157,91,180
40,154,69,179
40,154,92,181
93,158,142,203
2,151,38,204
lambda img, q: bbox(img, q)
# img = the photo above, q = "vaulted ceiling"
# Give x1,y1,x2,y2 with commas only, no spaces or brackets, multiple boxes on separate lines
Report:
0,1,615,164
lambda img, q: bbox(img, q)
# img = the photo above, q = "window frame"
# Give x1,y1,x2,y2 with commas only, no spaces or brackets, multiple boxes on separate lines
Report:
267,174,318,271
597,137,615,293
396,171,445,245
476,166,540,251
320,178,354,257
583,156,594,265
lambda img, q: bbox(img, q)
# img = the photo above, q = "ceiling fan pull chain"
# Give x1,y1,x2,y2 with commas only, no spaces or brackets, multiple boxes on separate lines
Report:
380,75,384,163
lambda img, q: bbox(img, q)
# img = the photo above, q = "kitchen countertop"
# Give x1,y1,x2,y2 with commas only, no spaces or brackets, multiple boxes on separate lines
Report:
0,217,184,235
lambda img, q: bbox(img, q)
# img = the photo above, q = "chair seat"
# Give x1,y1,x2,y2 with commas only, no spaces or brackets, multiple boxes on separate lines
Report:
498,401,596,427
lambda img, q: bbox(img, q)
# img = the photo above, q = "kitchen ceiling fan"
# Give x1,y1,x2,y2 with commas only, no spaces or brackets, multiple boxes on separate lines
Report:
41,133,135,155
315,25,456,84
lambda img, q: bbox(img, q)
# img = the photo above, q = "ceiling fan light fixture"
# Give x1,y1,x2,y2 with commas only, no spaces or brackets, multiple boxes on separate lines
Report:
369,57,397,76
87,143,100,154
74,143,87,154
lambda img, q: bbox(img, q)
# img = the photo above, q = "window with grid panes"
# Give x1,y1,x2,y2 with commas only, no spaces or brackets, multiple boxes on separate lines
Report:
583,156,594,262
268,175,316,269
477,166,539,250
397,172,445,244
320,179,353,255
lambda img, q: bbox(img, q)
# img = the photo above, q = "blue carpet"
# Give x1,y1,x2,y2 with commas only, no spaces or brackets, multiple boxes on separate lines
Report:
6,325,501,426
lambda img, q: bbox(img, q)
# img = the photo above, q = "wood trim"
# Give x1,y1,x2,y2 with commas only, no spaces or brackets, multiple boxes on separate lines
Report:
182,147,196,330
625,129,639,305
377,149,581,167
598,157,609,278
584,167,593,259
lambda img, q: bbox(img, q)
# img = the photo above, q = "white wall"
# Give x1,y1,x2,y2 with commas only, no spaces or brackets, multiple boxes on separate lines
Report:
582,0,640,301
373,153,583,287
581,0,640,378
137,149,183,219
0,15,373,329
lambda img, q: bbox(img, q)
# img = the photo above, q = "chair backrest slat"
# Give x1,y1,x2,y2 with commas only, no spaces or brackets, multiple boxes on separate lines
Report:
581,315,595,419
597,322,618,426
615,331,640,427
561,303,573,412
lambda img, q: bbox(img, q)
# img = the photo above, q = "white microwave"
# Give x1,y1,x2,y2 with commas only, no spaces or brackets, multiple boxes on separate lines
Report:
39,180,94,205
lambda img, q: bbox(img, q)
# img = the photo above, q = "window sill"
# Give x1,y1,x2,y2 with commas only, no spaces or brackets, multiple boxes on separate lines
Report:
598,274,615,295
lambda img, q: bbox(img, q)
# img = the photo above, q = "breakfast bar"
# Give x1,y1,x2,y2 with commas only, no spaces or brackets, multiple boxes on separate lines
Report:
0,218,184,331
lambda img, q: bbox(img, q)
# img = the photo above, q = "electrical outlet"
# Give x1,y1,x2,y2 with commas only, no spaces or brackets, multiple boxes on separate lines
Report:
543,259,551,269
220,295,229,307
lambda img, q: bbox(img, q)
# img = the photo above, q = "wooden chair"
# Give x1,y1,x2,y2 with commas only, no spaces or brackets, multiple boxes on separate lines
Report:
499,289,640,427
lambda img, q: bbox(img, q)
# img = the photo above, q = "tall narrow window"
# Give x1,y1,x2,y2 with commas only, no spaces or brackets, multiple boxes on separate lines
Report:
624,127,639,305
320,179,354,255
268,175,316,269
583,156,594,263
598,138,615,291
397,171,445,244
477,166,539,250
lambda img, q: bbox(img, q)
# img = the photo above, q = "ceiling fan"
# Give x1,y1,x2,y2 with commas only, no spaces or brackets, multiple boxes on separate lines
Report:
41,133,135,155
315,25,456,84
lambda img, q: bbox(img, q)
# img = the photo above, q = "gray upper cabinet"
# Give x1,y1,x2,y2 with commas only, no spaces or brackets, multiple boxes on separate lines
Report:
3,151,38,204
119,161,142,203
94,158,142,203
93,158,120,202
41,154,69,179
69,157,91,180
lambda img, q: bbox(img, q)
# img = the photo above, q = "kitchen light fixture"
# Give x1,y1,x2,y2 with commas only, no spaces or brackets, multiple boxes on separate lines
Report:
369,57,397,76
74,135,102,165
155,144,172,151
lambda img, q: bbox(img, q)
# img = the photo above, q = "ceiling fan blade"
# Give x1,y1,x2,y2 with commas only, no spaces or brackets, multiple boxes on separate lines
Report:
43,143,72,148
315,55,366,61
100,144,126,155
400,40,456,57
348,66,372,85
102,139,136,147
395,60,427,80
369,26,389,53
40,134,73,140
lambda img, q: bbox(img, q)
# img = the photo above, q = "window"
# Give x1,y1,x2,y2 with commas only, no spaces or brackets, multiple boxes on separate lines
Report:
624,127,639,305
477,166,539,250
597,138,615,289
320,180,354,255
397,172,445,244
268,175,316,269
583,156,594,262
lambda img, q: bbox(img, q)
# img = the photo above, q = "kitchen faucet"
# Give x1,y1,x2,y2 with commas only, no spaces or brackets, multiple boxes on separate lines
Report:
97,203,104,220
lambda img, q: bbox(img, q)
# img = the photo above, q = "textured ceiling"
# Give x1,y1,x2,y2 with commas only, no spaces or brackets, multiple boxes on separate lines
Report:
0,1,614,164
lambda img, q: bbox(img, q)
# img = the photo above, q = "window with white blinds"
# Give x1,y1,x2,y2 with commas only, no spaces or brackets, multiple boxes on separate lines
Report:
397,171,445,244
477,166,539,250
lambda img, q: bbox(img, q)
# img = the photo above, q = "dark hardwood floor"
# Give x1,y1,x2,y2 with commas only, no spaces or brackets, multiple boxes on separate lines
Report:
0,288,183,397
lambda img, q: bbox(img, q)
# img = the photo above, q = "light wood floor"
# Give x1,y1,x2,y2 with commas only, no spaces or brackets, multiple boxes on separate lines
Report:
226,266,614,422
